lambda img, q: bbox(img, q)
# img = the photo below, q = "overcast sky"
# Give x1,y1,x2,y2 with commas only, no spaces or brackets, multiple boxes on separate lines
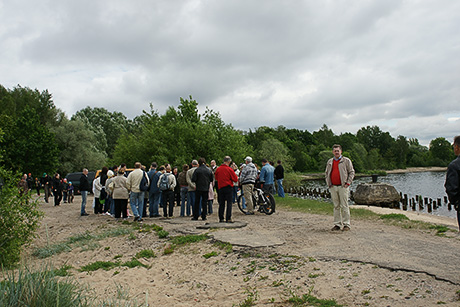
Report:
1,0,459,146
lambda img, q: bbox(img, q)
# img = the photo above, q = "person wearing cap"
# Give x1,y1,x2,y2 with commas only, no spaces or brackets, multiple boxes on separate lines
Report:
238,156,258,215
445,135,460,232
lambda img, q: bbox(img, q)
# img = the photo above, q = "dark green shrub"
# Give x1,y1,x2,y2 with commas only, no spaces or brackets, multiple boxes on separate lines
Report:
0,168,43,267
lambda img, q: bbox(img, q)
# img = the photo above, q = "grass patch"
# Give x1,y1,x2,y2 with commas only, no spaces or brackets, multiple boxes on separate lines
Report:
157,230,169,238
53,264,73,276
429,225,450,236
287,288,343,307
121,258,148,269
33,227,133,259
380,213,409,221
135,249,156,259
203,251,219,259
214,241,233,253
80,261,119,272
170,234,208,245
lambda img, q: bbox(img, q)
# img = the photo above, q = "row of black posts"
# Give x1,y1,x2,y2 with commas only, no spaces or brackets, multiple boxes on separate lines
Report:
288,187,454,213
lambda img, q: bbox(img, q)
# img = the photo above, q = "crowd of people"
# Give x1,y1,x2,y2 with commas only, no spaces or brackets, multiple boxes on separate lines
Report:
17,172,75,205
75,157,286,223
17,137,460,232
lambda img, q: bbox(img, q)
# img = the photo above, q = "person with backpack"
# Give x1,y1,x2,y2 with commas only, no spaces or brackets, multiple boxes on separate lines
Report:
157,165,177,218
147,162,161,218
126,162,149,222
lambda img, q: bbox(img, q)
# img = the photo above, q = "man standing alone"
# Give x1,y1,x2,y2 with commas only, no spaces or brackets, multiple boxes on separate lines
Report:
325,144,355,231
445,135,460,232
215,156,238,223
80,168,90,216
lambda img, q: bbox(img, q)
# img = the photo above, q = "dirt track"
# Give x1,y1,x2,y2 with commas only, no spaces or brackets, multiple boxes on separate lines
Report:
27,194,460,306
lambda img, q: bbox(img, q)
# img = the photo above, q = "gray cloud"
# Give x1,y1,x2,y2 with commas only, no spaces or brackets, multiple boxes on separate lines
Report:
1,0,459,145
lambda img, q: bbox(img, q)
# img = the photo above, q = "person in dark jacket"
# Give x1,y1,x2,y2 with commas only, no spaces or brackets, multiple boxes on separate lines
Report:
41,173,52,203
80,168,91,216
445,135,460,232
191,158,214,221
274,160,285,198
52,173,63,206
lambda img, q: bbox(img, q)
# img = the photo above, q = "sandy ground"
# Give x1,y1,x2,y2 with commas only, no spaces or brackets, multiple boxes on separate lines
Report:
24,194,460,307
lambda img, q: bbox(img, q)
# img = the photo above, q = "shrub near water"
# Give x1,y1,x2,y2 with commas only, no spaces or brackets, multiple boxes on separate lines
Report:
0,168,43,267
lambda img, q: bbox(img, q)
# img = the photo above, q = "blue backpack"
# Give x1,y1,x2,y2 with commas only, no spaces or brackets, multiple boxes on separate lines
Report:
139,171,150,191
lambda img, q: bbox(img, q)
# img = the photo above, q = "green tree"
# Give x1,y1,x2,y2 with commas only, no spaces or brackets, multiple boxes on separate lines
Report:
111,96,252,167
52,118,107,174
429,137,453,166
256,138,294,171
1,106,59,175
72,107,132,159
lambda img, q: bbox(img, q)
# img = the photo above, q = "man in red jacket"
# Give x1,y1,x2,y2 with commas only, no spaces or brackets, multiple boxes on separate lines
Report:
215,156,239,223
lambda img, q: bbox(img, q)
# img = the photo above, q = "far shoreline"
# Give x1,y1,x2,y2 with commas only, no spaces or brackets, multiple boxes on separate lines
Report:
301,166,447,180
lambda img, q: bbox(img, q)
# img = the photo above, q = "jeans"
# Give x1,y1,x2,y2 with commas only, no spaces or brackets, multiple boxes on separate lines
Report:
81,191,88,214
130,191,145,218
187,190,196,216
218,186,233,221
276,179,285,198
149,192,161,216
180,187,188,216
232,186,238,203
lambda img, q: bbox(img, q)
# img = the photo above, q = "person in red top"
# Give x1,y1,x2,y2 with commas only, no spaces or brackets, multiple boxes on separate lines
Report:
325,144,355,231
215,156,239,223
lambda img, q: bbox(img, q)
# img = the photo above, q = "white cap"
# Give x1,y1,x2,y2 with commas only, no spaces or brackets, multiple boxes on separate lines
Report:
245,156,252,162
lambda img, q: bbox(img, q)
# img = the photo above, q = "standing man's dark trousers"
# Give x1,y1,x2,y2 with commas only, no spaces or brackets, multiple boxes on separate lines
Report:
218,186,233,222
194,190,208,220
162,190,175,217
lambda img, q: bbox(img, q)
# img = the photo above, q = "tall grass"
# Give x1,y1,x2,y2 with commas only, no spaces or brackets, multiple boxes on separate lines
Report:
0,265,145,306
0,265,89,307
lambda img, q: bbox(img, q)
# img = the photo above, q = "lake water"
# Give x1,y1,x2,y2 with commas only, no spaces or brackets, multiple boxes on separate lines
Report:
301,171,457,219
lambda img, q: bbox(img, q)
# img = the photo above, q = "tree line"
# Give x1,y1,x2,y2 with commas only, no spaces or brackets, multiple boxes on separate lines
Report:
0,84,455,177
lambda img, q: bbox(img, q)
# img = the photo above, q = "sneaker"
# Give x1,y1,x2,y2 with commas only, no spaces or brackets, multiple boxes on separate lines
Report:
191,217,198,221
245,212,254,215
81,213,89,216
331,225,341,231
134,216,139,222
342,226,350,231
226,219,234,223
202,217,207,221
138,218,143,222
219,220,225,223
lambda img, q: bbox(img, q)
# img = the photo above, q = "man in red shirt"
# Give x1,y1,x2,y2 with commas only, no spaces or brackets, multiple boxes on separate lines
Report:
325,144,355,231
215,156,239,223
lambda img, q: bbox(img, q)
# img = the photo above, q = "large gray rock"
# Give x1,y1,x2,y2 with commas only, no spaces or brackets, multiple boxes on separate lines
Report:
353,183,401,207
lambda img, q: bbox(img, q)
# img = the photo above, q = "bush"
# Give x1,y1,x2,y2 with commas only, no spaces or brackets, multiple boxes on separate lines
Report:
0,168,43,267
